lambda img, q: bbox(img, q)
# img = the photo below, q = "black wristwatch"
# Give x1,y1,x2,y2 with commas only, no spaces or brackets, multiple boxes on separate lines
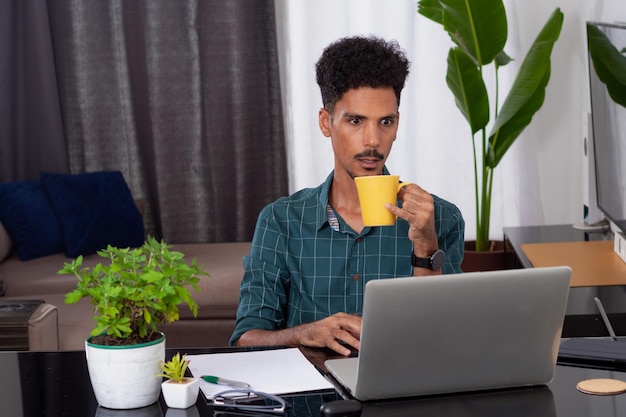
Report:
411,249,445,271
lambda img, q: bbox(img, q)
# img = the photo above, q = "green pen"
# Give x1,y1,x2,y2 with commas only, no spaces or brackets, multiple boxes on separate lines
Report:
201,375,251,390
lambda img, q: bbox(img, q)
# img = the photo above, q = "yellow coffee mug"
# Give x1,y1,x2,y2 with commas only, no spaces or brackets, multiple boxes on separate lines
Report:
354,175,411,226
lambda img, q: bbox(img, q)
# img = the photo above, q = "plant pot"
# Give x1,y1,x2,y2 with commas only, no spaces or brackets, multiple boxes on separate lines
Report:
161,377,200,409
461,240,518,272
86,334,166,409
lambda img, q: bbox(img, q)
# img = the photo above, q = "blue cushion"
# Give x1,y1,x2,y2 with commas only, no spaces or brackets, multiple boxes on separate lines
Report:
0,180,64,260
41,171,145,258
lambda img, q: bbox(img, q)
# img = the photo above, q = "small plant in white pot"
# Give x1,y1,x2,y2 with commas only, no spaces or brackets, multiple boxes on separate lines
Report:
60,237,207,409
159,352,200,409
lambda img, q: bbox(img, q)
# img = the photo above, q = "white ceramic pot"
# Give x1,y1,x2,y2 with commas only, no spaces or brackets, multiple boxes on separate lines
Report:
86,334,166,409
161,377,200,409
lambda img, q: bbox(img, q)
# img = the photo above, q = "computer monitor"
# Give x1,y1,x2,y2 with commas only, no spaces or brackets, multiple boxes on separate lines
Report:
586,21,626,234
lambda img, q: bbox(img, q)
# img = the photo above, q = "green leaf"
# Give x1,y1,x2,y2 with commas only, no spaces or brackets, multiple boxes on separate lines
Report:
417,0,443,24
587,23,626,107
488,68,550,167
158,352,189,382
65,290,83,304
488,8,564,167
141,269,163,283
439,0,507,66
495,50,513,68
91,324,108,337
446,47,490,134
178,287,200,318
115,321,132,335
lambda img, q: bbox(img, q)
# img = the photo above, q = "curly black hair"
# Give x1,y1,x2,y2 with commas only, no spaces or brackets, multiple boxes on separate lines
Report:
315,36,410,112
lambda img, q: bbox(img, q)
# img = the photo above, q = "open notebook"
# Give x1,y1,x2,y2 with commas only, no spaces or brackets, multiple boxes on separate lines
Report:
325,266,572,401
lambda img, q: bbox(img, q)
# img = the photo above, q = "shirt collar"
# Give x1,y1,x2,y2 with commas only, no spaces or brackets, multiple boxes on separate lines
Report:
316,171,334,230
316,166,391,231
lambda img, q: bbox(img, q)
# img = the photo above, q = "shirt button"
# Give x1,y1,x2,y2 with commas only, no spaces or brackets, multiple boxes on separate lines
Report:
353,274,359,281
356,238,361,242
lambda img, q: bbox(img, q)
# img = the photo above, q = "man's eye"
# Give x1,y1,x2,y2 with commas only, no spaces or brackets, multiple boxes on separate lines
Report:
349,117,361,125
381,118,394,126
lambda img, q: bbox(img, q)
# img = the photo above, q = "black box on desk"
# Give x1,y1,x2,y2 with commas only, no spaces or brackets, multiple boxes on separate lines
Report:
0,300,58,351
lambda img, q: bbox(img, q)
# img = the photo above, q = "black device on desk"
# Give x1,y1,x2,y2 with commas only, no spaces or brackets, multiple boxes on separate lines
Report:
559,297,626,368
320,399,362,417
559,338,626,368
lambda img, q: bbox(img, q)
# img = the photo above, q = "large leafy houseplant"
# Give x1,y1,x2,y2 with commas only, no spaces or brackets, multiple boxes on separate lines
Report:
417,0,564,251
60,236,207,345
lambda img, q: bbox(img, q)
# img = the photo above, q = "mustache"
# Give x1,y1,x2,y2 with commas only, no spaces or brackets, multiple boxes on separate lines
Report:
355,149,385,160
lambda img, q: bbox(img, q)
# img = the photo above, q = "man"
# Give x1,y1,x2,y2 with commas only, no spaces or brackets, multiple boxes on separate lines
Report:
230,36,464,356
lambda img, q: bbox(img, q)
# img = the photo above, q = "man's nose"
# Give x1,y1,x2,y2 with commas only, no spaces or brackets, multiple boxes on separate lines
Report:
363,122,381,147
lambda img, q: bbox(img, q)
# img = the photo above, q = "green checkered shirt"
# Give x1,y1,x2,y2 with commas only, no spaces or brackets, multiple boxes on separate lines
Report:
230,170,465,344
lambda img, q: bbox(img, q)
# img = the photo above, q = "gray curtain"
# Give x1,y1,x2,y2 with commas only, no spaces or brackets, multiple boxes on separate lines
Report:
1,0,287,243
0,0,68,181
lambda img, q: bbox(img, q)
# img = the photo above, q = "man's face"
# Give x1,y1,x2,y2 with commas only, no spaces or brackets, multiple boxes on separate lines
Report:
319,87,399,180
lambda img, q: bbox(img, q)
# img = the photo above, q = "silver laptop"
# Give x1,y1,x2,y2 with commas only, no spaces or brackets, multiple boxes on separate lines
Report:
325,266,572,401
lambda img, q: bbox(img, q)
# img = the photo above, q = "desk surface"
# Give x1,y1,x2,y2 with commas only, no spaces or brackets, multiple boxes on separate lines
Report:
520,240,626,287
3,346,626,417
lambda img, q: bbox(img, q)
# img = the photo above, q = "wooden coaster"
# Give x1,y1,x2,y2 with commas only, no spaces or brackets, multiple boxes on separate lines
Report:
576,378,626,395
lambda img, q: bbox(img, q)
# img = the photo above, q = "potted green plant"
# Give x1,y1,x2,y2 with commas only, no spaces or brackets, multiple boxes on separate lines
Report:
417,1,564,262
60,236,207,409
159,352,201,409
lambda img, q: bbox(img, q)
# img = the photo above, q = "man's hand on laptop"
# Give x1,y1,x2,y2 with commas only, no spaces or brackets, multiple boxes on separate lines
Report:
235,313,361,356
297,313,362,356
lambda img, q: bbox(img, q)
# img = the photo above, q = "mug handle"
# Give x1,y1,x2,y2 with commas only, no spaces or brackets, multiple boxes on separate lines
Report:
397,182,412,192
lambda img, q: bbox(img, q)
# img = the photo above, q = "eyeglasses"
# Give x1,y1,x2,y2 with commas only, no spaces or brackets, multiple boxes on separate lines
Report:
212,389,287,414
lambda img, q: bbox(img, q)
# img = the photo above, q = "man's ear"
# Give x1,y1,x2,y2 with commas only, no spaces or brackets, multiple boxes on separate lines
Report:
318,108,331,137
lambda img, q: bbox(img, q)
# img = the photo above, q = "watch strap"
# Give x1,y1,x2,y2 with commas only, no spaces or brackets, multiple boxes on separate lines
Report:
411,252,432,269
411,249,445,270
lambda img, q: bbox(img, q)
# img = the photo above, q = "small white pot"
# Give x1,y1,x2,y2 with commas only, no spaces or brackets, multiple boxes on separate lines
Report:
161,377,200,409
86,334,165,409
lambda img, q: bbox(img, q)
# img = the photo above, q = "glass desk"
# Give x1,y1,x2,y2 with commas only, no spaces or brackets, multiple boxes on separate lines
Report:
2,346,626,417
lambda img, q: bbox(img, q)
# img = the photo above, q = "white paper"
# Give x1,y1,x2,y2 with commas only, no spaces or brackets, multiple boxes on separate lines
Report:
186,348,334,399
